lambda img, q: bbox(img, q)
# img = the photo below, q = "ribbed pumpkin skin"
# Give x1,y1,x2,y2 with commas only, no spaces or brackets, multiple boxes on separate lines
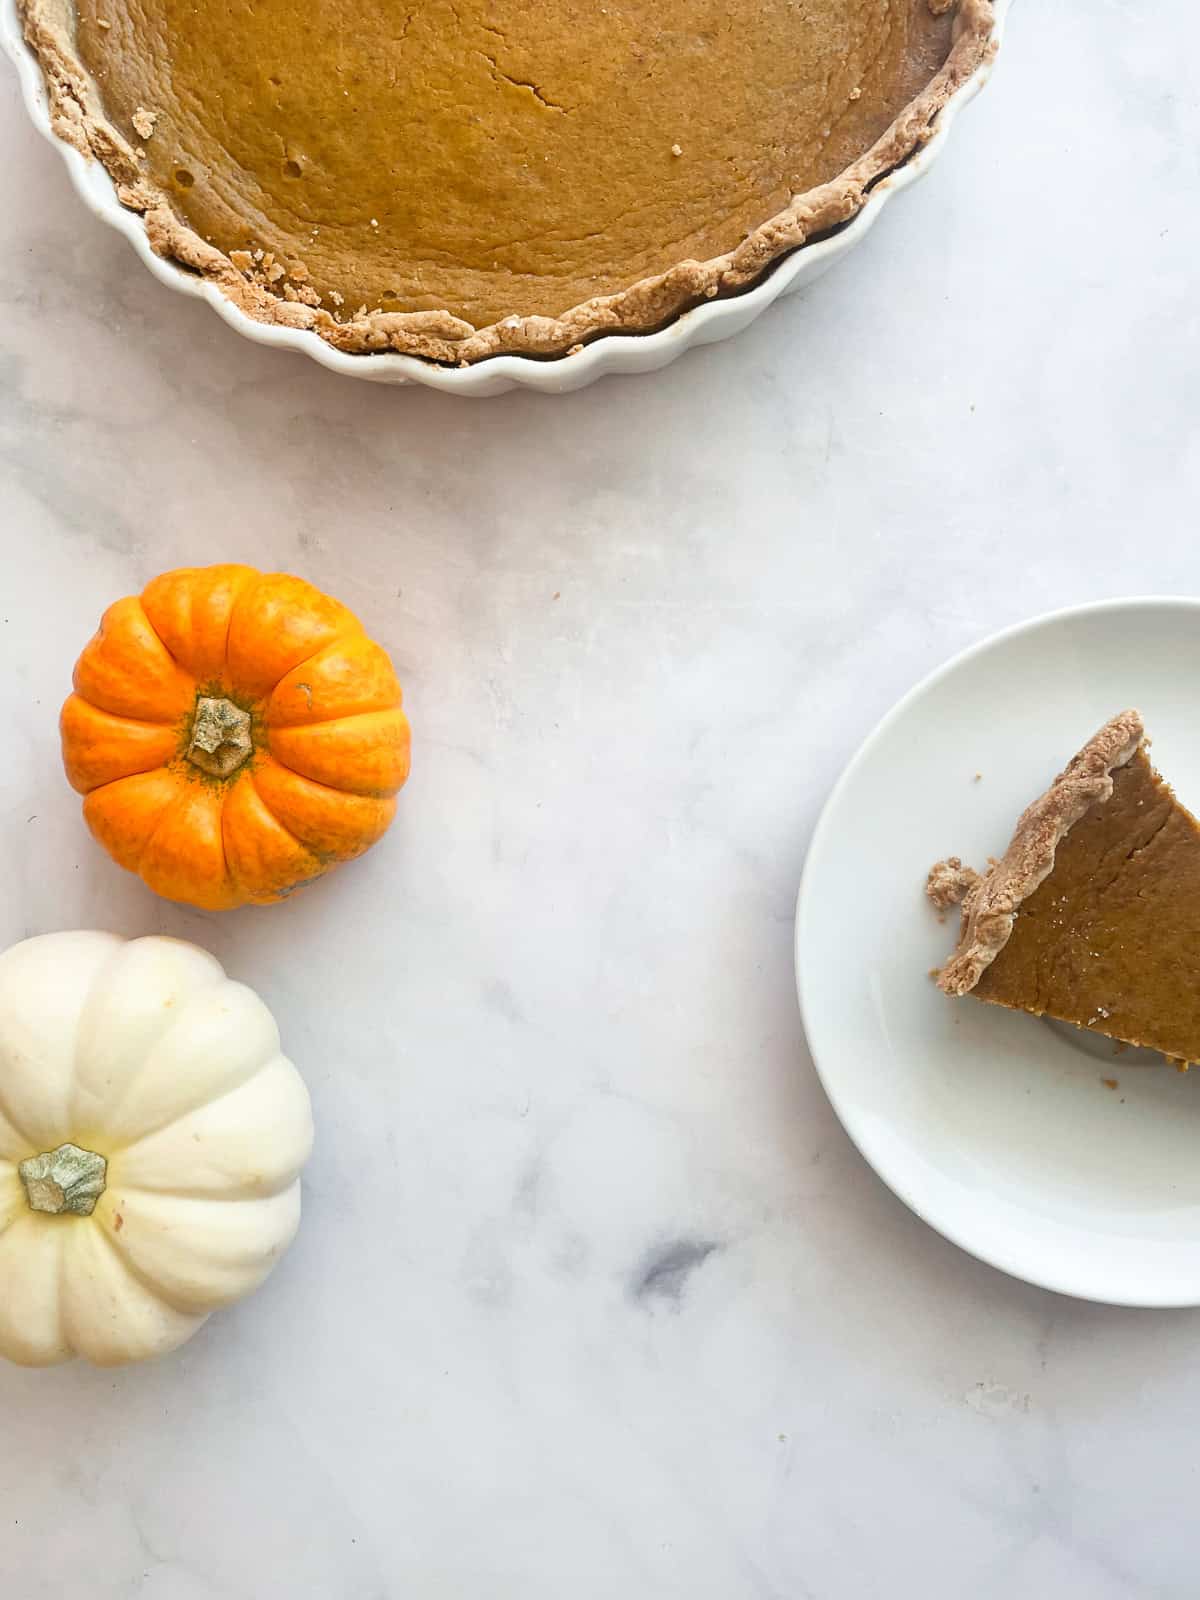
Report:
60,565,411,910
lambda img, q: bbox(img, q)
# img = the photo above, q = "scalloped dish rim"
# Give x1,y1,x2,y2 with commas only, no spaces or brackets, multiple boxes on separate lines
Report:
2,0,1009,394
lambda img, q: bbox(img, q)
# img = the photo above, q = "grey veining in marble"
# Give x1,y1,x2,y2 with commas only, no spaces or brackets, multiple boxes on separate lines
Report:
3,4,1200,1596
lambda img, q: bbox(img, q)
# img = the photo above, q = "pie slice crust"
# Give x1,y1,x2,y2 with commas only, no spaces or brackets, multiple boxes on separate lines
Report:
927,710,1200,1067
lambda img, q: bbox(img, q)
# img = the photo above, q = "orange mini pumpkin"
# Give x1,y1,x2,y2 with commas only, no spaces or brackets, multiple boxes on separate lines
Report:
60,565,411,910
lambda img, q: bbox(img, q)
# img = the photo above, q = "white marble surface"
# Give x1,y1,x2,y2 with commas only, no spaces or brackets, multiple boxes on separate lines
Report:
2,5,1200,1595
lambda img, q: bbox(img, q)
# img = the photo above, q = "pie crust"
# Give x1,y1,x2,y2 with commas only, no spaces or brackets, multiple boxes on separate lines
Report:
930,711,1147,996
19,0,997,366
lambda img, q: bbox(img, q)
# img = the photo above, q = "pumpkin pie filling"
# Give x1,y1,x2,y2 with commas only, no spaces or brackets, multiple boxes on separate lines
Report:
21,0,995,362
928,712,1200,1068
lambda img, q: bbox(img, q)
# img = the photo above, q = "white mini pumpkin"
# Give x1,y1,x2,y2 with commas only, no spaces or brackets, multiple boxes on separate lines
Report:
0,931,313,1367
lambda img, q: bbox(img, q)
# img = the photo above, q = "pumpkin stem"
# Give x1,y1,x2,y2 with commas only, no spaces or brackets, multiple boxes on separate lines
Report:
19,1144,107,1217
187,696,253,778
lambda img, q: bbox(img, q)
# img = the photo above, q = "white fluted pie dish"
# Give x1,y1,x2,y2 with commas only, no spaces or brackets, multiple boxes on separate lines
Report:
3,0,1008,395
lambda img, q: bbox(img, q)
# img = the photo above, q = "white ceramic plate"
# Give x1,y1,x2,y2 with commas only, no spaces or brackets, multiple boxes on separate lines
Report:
797,598,1200,1308
1,1,1008,395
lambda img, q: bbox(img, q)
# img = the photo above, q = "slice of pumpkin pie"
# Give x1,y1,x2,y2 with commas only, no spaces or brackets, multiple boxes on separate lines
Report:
927,710,1200,1067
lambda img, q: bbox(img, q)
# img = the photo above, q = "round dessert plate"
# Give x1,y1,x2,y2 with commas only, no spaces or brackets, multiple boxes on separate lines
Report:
796,597,1200,1307
1,0,1009,395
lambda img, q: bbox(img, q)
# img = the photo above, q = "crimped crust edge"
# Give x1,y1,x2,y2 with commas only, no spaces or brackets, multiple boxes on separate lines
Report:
17,0,997,367
928,710,1146,996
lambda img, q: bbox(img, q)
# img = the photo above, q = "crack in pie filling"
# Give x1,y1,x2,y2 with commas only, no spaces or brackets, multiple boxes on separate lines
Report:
21,0,994,364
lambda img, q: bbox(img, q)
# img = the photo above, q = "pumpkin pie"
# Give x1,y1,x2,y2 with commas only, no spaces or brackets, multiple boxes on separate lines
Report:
20,0,995,364
928,711,1200,1068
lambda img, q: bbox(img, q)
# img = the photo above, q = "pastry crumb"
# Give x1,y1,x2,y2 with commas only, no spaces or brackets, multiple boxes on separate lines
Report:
671,143,683,157
131,106,158,139
230,247,312,298
973,772,982,782
1101,1077,1119,1090
926,857,981,915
